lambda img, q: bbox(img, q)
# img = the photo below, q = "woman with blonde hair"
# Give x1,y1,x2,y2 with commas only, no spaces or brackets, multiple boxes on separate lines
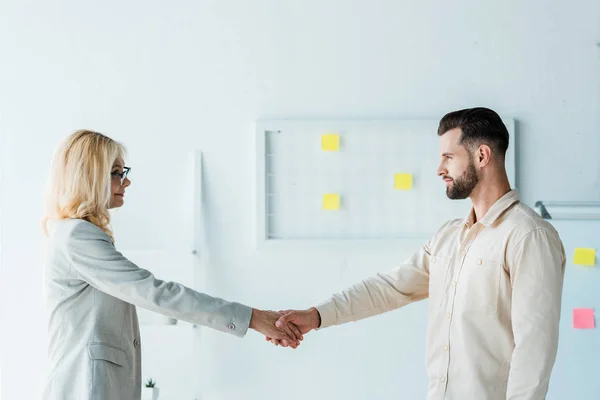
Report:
42,130,301,400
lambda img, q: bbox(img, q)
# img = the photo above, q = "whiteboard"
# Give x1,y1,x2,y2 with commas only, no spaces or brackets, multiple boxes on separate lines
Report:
545,219,600,399
256,119,516,242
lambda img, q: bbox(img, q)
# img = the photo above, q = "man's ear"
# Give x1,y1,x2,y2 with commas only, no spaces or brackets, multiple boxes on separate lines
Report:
476,144,492,167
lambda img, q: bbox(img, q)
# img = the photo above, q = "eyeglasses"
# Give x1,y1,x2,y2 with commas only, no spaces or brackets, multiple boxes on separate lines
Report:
111,166,131,185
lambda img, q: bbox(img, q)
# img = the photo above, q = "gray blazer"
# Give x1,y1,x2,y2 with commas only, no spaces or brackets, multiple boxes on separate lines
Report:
42,219,252,400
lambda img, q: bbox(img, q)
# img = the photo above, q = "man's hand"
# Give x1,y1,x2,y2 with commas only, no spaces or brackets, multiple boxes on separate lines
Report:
266,307,321,347
249,309,303,349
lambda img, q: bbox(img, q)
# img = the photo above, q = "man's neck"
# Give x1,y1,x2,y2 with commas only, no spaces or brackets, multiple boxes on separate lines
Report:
470,177,512,223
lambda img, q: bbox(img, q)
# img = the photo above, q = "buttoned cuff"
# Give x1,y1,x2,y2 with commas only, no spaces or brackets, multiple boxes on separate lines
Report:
224,302,253,338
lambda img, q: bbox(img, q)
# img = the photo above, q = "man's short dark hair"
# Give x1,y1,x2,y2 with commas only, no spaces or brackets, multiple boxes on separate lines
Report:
437,107,509,160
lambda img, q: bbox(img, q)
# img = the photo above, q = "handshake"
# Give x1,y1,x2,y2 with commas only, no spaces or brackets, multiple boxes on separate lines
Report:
249,307,322,349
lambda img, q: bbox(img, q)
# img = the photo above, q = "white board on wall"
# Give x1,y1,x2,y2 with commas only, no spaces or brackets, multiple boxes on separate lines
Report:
256,119,516,242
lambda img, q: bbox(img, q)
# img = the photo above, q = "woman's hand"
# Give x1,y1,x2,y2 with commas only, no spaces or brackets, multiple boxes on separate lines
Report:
249,309,303,349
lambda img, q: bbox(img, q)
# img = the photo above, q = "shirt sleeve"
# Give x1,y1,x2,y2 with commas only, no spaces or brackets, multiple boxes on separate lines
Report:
315,243,432,328
506,227,566,399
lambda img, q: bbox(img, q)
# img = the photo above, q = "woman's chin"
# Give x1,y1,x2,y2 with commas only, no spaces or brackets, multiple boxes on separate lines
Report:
109,198,124,209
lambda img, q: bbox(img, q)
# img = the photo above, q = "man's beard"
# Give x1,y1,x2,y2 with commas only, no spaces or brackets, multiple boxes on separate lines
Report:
445,161,479,200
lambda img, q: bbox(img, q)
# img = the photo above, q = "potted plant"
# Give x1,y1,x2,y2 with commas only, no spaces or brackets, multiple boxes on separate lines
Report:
142,378,159,400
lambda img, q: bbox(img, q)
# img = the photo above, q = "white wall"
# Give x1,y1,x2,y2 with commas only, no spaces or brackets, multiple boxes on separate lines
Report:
1,1,599,399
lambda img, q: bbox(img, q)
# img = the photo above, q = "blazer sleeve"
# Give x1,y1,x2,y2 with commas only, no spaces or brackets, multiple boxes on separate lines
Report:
62,220,252,338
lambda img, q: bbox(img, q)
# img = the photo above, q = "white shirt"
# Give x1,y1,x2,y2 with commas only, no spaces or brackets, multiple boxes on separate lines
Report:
316,189,566,399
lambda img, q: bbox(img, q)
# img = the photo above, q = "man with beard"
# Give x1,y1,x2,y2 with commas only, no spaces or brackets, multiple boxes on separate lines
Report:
270,108,566,400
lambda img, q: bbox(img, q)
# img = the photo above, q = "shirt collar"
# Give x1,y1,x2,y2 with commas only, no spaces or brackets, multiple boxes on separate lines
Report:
459,188,520,228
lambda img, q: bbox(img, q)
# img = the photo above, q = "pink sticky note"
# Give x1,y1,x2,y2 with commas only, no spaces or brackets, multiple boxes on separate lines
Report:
573,308,595,329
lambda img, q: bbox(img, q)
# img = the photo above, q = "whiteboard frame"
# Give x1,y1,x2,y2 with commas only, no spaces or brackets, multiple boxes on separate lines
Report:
256,118,516,245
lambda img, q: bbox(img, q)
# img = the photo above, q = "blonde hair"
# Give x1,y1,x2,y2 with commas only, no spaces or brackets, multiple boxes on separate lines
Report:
42,130,126,242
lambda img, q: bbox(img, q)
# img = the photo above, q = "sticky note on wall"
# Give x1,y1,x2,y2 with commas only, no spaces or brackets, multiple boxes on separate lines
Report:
322,194,340,210
573,308,595,329
573,248,596,266
321,134,339,151
394,173,413,190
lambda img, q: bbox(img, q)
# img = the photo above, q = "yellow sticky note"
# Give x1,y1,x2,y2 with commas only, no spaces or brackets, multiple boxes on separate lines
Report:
394,173,413,190
574,248,596,266
322,194,340,210
321,134,339,151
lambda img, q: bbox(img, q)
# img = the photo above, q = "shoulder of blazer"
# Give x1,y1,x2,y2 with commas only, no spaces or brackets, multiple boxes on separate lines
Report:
55,219,112,245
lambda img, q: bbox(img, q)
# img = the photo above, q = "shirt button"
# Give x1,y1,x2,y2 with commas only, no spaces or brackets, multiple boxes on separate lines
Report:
441,377,447,383
228,323,236,331
476,259,483,265
461,250,467,256
446,312,451,319
133,339,140,348
443,344,449,351
451,281,457,287
431,257,437,263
